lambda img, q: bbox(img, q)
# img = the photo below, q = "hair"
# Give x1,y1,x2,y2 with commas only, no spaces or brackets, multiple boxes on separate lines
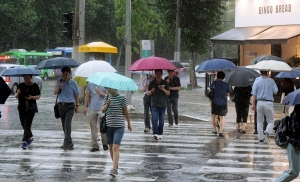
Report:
61,66,71,73
23,74,32,78
155,69,163,74
260,71,268,75
281,78,294,90
217,71,225,79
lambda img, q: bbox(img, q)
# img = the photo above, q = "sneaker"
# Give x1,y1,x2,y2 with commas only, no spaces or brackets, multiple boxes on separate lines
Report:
258,140,265,144
263,132,270,144
169,124,173,127
21,142,28,149
110,168,118,177
153,134,158,140
27,138,34,146
144,128,150,133
103,145,109,151
212,130,217,134
219,133,224,137
157,135,163,139
90,148,99,152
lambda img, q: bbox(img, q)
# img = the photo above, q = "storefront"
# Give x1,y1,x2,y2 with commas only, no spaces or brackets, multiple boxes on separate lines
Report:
210,0,300,66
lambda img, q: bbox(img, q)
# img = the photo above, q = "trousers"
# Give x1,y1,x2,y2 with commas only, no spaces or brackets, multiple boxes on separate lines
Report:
89,110,107,148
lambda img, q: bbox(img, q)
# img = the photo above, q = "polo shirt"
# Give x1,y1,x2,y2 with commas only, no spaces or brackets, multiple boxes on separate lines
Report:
56,79,80,103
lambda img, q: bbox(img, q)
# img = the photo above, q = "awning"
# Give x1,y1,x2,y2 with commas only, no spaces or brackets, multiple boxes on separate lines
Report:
246,25,300,44
210,26,270,44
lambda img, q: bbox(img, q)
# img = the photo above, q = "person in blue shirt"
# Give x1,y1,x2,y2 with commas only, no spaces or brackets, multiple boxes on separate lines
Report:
210,71,230,137
54,66,80,150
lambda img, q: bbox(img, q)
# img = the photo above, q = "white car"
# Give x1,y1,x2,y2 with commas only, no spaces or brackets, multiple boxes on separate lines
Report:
0,64,43,94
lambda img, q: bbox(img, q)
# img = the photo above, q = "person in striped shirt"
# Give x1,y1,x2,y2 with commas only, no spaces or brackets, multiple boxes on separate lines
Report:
102,87,132,177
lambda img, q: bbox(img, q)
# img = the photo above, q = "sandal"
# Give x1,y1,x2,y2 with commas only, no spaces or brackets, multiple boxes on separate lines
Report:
236,127,241,132
110,168,118,177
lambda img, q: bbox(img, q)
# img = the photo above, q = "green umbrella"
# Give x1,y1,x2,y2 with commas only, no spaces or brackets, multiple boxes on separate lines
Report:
87,72,138,91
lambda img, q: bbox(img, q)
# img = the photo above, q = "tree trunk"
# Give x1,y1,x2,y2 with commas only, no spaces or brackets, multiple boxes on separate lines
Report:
116,42,124,67
189,51,198,88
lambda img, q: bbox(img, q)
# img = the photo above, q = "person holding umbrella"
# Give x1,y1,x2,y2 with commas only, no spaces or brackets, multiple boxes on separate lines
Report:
15,74,40,149
54,66,80,150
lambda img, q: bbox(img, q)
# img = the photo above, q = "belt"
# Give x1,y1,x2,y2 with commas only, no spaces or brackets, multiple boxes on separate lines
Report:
257,99,273,102
59,102,75,105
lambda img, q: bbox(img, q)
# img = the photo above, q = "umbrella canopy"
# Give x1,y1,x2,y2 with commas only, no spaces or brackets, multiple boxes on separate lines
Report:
78,42,118,53
250,60,292,72
73,60,117,86
1,67,41,77
170,61,183,69
251,55,284,65
282,89,300,106
0,77,12,104
87,72,138,91
275,69,300,78
129,56,177,71
35,57,80,69
195,59,236,73
225,66,260,87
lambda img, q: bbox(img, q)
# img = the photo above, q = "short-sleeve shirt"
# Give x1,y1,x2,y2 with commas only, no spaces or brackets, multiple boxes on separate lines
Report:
141,76,154,95
211,80,229,106
251,77,278,101
103,94,127,127
17,82,40,106
85,82,107,111
148,79,170,107
164,75,181,98
56,79,80,103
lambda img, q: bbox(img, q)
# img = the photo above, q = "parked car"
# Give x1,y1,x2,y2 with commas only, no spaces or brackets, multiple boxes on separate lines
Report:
0,64,43,94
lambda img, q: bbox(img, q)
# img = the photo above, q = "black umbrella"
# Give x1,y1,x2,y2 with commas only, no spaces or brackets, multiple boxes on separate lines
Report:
225,66,260,87
0,77,12,104
170,61,183,69
35,57,80,69
1,67,41,77
251,55,284,65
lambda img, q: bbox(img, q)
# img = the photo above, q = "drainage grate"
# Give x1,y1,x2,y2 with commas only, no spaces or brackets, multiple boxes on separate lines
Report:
204,173,244,180
144,164,182,170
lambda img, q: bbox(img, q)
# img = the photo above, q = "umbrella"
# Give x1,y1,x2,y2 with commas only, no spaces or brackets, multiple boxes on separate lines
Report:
250,60,292,72
225,66,260,87
251,55,284,65
78,42,118,53
170,61,183,69
0,77,11,104
1,67,41,77
87,72,138,91
129,56,177,71
35,57,80,69
195,59,236,73
73,60,117,86
275,69,300,78
282,89,300,106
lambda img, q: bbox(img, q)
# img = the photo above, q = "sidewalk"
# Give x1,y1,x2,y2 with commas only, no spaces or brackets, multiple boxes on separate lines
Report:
129,87,285,123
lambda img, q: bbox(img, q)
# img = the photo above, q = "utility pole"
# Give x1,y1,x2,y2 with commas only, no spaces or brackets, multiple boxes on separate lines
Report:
174,0,181,62
73,0,79,63
125,0,132,105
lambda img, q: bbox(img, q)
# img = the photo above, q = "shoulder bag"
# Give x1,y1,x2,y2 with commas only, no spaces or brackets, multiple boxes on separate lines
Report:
207,81,215,99
100,95,109,134
54,94,60,119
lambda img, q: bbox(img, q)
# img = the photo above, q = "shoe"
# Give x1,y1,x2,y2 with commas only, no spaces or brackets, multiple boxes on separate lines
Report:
21,142,28,149
258,140,264,144
157,135,163,139
236,127,241,132
144,128,150,132
169,124,173,127
253,131,258,134
110,168,118,177
64,144,74,150
60,145,66,149
219,133,224,137
153,134,158,140
239,130,246,134
212,130,217,134
90,148,99,152
103,145,109,151
27,138,34,146
263,132,270,144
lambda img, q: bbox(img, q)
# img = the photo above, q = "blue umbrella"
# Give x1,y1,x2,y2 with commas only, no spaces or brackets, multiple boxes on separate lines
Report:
1,67,41,77
275,69,300,78
282,89,300,106
195,59,236,73
87,72,138,91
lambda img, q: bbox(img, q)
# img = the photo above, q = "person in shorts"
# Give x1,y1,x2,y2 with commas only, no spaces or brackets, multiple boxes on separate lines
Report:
210,71,230,137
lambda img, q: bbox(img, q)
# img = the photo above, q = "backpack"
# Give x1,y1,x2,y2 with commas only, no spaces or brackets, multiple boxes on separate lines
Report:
273,116,290,149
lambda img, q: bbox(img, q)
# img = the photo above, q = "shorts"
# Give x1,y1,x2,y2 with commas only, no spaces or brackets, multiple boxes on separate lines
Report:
211,101,227,116
106,127,125,145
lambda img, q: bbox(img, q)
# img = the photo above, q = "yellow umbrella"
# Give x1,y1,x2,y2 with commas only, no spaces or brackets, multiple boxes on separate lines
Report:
78,42,118,53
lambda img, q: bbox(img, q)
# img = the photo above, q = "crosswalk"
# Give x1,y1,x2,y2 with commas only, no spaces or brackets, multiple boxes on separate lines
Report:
0,120,298,181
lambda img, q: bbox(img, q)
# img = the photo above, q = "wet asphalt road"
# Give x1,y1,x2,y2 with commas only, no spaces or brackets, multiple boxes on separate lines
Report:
0,77,299,182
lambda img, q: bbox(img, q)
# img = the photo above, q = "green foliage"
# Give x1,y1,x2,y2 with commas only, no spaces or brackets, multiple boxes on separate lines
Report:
287,55,300,67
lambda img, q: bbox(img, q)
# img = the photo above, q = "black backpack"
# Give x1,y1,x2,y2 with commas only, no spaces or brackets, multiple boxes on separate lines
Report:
273,116,290,149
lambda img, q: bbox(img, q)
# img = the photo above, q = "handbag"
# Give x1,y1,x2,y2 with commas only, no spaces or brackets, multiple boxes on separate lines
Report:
27,103,38,113
207,81,215,99
100,95,109,134
54,94,60,119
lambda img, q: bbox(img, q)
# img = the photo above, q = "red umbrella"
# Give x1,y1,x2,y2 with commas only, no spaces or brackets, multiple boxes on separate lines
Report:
129,56,177,71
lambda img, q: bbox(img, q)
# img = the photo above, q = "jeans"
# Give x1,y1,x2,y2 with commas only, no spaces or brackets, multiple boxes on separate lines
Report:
167,97,179,125
275,143,300,182
106,127,124,145
89,110,107,149
58,104,75,146
18,106,35,141
151,106,166,135
143,95,152,128
257,101,274,141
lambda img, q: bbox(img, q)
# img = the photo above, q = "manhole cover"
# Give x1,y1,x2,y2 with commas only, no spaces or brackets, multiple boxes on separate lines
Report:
204,173,244,180
144,164,182,170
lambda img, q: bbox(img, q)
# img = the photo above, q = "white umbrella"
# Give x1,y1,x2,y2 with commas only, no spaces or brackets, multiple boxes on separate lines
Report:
250,60,292,72
73,60,117,86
